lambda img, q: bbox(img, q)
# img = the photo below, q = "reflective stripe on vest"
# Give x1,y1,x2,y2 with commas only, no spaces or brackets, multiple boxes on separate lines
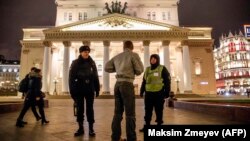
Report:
145,65,164,92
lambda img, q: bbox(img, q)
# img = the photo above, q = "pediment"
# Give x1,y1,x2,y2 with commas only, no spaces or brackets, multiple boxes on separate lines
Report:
44,13,188,32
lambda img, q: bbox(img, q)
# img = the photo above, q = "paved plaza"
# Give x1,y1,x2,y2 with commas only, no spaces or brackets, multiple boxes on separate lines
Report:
0,98,244,141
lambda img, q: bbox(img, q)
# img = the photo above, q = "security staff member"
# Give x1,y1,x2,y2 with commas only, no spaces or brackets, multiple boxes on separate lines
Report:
69,45,100,137
139,54,171,132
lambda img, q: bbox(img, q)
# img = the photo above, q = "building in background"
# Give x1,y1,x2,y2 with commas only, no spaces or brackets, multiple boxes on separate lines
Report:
19,0,216,95
0,59,20,95
213,31,250,95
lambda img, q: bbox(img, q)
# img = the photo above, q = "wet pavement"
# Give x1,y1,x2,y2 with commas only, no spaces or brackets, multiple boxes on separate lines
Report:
0,98,244,141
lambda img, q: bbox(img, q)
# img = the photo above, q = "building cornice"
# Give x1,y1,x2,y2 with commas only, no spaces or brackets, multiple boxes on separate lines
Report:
20,40,44,48
187,39,214,47
44,30,188,41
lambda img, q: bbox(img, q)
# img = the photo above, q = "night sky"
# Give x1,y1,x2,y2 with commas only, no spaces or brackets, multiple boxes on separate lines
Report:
0,0,250,60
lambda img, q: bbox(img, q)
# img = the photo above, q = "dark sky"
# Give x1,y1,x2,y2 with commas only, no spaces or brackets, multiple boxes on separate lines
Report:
0,0,250,60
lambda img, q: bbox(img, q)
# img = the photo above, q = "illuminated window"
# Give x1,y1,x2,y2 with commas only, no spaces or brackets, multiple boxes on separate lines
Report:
133,11,137,17
147,12,151,20
195,61,201,75
98,11,102,17
152,12,156,20
69,12,72,21
167,11,171,20
84,12,87,20
79,12,83,20
64,12,67,21
162,12,166,20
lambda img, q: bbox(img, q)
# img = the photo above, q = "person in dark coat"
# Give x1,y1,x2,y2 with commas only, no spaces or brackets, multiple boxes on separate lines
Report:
139,54,171,132
22,67,41,121
69,45,100,137
16,68,49,127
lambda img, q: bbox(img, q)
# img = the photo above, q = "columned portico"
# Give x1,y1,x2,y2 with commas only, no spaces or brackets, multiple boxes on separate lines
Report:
20,13,215,95
162,40,171,72
182,41,192,93
62,41,71,94
103,40,110,94
143,40,150,69
42,41,52,94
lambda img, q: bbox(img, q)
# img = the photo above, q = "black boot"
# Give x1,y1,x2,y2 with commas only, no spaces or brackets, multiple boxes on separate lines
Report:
89,123,96,137
41,119,49,125
74,122,84,136
16,120,24,127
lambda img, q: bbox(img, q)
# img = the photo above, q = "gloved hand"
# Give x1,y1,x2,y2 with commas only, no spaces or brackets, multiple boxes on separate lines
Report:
96,91,99,97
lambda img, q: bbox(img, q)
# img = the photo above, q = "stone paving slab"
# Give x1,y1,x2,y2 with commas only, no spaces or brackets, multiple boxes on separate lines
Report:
0,99,244,141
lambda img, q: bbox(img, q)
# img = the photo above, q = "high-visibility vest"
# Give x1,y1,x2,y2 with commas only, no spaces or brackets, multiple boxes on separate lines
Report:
145,65,164,92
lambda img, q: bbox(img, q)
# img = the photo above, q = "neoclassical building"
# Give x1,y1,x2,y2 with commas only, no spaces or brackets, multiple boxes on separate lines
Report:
19,0,216,95
213,31,250,95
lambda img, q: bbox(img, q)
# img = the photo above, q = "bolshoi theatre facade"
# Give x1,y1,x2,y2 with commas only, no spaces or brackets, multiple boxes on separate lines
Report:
19,0,216,95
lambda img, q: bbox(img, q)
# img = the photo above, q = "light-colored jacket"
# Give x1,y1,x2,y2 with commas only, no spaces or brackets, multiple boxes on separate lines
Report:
105,48,144,83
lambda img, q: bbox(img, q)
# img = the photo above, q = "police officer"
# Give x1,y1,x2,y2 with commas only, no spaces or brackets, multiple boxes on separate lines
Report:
139,54,171,132
69,45,100,137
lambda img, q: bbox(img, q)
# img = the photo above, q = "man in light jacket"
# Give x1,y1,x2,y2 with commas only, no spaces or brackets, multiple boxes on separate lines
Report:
105,40,144,141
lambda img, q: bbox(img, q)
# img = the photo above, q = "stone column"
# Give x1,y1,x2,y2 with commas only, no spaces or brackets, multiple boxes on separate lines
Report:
62,41,71,94
143,40,150,69
182,41,192,93
175,47,184,94
162,40,171,72
42,41,52,94
49,48,59,95
103,40,110,95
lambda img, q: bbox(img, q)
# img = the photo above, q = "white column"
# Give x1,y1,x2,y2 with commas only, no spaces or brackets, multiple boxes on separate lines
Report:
103,41,110,95
42,41,52,94
176,47,184,93
182,41,192,93
162,40,171,72
49,48,59,95
143,40,150,69
62,41,71,94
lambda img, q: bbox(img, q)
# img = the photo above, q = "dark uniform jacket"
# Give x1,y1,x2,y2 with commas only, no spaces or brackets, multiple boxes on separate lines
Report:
26,72,42,100
69,55,100,99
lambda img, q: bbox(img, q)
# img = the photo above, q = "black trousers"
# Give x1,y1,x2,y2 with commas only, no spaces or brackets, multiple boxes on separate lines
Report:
144,92,165,125
36,98,47,121
17,98,40,121
75,93,95,124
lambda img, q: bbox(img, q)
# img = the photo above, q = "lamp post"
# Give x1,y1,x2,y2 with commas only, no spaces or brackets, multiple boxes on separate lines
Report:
175,76,180,94
53,78,59,95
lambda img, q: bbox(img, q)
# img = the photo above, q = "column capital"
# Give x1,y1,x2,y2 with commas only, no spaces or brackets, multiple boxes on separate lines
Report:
103,40,110,47
82,41,90,46
162,40,170,46
22,49,30,54
43,41,52,47
143,40,150,46
181,40,189,46
63,41,71,47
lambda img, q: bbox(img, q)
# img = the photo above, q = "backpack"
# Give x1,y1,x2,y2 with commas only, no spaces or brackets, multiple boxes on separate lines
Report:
18,77,29,93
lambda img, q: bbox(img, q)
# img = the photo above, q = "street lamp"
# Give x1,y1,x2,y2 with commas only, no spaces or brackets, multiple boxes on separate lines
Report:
175,76,180,94
53,78,59,95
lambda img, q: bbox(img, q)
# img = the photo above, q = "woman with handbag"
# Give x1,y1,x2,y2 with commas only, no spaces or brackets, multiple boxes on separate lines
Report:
16,68,49,127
